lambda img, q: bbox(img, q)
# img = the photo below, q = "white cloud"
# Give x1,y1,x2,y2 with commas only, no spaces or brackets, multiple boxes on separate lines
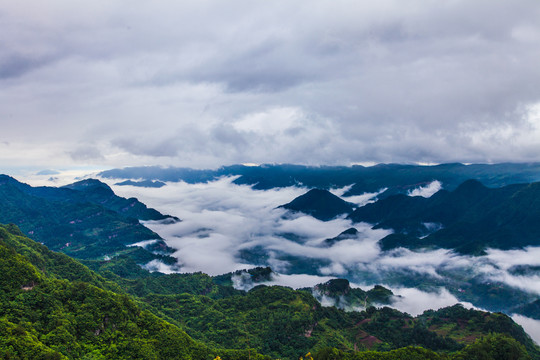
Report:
488,273,540,295
127,239,159,248
408,180,442,198
232,106,305,135
231,270,335,291
142,259,181,274
512,314,540,345
330,185,387,207
266,273,336,289
389,287,475,316
486,247,540,270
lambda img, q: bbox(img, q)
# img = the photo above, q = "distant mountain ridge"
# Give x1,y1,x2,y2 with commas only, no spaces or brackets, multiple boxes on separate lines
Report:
99,162,540,195
278,179,540,254
114,179,167,188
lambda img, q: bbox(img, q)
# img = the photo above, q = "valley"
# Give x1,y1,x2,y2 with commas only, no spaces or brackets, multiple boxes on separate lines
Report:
3,163,540,359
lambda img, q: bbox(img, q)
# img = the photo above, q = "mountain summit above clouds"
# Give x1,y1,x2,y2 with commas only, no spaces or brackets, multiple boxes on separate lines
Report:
279,188,355,220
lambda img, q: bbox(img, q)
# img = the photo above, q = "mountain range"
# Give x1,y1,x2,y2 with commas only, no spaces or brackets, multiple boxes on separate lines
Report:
99,162,540,195
277,179,540,255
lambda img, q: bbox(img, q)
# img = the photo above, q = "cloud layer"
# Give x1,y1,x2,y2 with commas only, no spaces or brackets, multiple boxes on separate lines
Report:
104,177,540,304
2,1,540,169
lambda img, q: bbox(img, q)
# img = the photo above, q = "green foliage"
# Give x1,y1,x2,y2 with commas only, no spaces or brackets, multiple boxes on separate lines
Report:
80,251,540,359
1,223,539,360
0,224,267,360
0,317,65,359
0,175,170,260
310,280,393,310
453,334,531,360
314,337,531,360
419,304,539,358
213,267,274,287
0,224,120,293
0,232,41,294
313,346,446,360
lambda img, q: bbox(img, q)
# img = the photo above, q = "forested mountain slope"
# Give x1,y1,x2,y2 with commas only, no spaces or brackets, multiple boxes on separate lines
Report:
2,224,538,359
0,224,269,360
80,232,540,360
0,175,175,260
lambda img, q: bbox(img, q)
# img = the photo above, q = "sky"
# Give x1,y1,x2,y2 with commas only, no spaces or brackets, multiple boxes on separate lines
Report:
2,0,540,171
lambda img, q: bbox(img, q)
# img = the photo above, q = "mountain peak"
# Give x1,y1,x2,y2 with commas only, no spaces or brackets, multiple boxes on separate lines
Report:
63,178,114,194
62,179,118,199
279,188,355,221
322,227,359,247
453,179,488,194
314,278,351,295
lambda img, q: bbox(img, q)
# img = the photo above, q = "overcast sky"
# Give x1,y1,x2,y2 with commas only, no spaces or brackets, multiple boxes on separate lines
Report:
1,0,540,171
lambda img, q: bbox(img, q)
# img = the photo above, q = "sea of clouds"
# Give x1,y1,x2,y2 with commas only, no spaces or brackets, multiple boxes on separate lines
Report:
108,178,540,297
26,173,540,343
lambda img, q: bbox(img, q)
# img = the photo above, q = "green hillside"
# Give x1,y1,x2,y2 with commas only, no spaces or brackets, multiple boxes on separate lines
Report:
80,233,540,359
0,224,269,360
1,224,538,359
0,175,175,261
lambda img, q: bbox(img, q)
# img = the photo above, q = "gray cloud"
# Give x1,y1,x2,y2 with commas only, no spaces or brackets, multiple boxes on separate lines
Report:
68,145,104,161
0,54,54,79
2,1,540,168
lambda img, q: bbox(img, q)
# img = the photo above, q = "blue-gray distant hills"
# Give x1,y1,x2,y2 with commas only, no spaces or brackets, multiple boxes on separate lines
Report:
114,179,167,188
274,178,540,255
321,227,359,247
99,162,540,195
349,179,540,254
0,175,176,260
